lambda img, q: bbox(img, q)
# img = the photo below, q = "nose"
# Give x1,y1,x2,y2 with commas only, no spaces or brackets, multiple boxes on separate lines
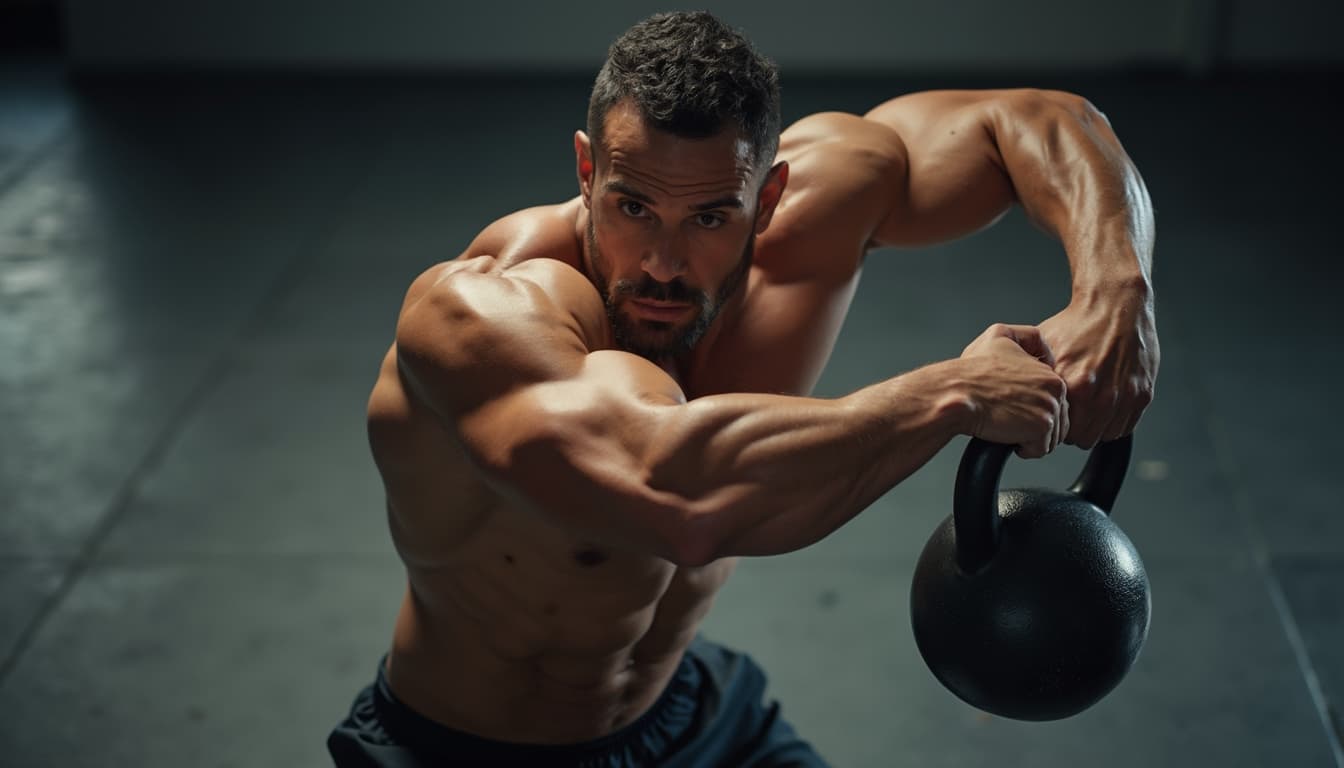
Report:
641,239,688,284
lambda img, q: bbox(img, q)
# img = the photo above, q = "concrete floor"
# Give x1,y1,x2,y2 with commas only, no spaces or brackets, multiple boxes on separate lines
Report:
1,57,1341,766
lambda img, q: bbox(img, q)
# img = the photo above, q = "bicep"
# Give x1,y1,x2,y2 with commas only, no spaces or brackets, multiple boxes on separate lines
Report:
864,90,1017,248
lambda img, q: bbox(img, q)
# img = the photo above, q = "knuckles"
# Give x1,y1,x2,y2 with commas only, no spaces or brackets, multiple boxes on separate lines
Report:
1130,380,1154,407
1043,375,1068,398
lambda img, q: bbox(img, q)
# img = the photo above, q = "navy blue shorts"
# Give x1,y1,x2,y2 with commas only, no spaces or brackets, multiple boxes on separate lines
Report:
327,635,828,767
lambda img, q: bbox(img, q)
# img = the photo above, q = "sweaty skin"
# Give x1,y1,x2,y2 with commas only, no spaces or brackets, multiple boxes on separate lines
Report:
365,90,1155,744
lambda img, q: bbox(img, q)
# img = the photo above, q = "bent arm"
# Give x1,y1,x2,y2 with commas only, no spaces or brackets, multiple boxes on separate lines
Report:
864,89,1155,299
396,260,970,566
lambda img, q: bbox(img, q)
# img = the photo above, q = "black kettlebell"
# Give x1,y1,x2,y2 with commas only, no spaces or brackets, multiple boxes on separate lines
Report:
910,434,1150,721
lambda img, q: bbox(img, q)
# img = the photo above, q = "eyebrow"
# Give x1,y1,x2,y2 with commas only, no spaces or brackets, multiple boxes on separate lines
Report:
604,180,744,212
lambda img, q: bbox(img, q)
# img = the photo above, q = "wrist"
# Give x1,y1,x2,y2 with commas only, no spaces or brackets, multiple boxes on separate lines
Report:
1071,270,1152,310
847,360,976,441
1065,233,1153,306
912,359,979,437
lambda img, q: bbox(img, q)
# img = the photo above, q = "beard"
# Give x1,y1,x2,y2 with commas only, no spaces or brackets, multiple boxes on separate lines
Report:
586,219,753,362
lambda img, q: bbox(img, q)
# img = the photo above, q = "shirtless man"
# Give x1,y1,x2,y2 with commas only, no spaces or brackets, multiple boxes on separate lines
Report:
327,10,1158,767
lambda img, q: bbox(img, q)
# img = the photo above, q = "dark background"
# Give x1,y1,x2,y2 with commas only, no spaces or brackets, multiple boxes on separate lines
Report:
1,2,1341,765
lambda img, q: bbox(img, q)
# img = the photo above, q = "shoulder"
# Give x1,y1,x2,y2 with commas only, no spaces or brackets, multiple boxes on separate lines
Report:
777,111,907,205
464,197,585,270
396,248,610,399
779,111,908,163
397,198,605,343
760,112,909,265
464,257,611,353
392,255,609,421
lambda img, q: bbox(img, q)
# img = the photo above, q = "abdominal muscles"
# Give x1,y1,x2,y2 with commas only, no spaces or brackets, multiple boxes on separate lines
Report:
368,348,736,741
387,495,736,740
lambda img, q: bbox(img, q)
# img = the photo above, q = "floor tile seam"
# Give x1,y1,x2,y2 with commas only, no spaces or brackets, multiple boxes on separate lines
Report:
226,142,388,350
0,139,379,690
1175,328,1344,766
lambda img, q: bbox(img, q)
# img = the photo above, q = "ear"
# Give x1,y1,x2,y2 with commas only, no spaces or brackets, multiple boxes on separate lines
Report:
753,161,789,235
575,131,595,208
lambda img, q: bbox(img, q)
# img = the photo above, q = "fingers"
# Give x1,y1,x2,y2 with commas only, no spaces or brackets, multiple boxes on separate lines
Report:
1120,385,1151,436
1015,410,1060,459
1057,389,1071,452
994,323,1057,366
1062,380,1105,448
965,323,1057,366
1100,377,1154,442
1011,327,1057,367
1016,374,1068,460
1064,374,1154,447
1099,410,1129,443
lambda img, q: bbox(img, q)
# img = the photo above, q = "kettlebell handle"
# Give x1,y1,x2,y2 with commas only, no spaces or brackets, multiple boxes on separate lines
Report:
952,434,1134,574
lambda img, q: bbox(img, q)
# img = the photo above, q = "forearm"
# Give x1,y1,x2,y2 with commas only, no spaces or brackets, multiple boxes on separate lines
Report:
993,91,1155,301
646,361,969,561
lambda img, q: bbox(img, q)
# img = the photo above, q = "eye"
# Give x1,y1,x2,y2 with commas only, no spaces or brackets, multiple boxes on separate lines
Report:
619,200,647,218
694,213,726,230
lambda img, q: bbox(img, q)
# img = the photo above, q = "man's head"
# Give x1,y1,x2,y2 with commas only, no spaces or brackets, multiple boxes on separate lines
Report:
575,11,788,361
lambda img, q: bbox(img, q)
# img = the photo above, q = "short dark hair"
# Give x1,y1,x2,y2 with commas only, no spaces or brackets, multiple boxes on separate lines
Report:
587,11,781,170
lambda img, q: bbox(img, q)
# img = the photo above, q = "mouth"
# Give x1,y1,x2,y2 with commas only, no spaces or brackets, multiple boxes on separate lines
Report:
628,299,694,322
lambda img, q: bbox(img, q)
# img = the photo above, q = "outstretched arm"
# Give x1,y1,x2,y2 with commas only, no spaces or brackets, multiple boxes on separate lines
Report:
395,258,1066,566
864,89,1158,446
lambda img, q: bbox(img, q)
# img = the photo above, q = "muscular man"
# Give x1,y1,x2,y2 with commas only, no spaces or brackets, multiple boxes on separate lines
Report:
328,11,1158,767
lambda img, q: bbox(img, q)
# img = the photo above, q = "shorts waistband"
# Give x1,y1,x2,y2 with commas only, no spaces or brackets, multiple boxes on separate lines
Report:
370,651,702,766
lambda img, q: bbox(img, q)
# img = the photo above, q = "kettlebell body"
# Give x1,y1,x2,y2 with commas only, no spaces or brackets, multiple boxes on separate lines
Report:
910,436,1151,721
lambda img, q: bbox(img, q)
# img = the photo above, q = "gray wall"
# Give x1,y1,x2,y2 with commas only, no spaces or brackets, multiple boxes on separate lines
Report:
62,0,1342,72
